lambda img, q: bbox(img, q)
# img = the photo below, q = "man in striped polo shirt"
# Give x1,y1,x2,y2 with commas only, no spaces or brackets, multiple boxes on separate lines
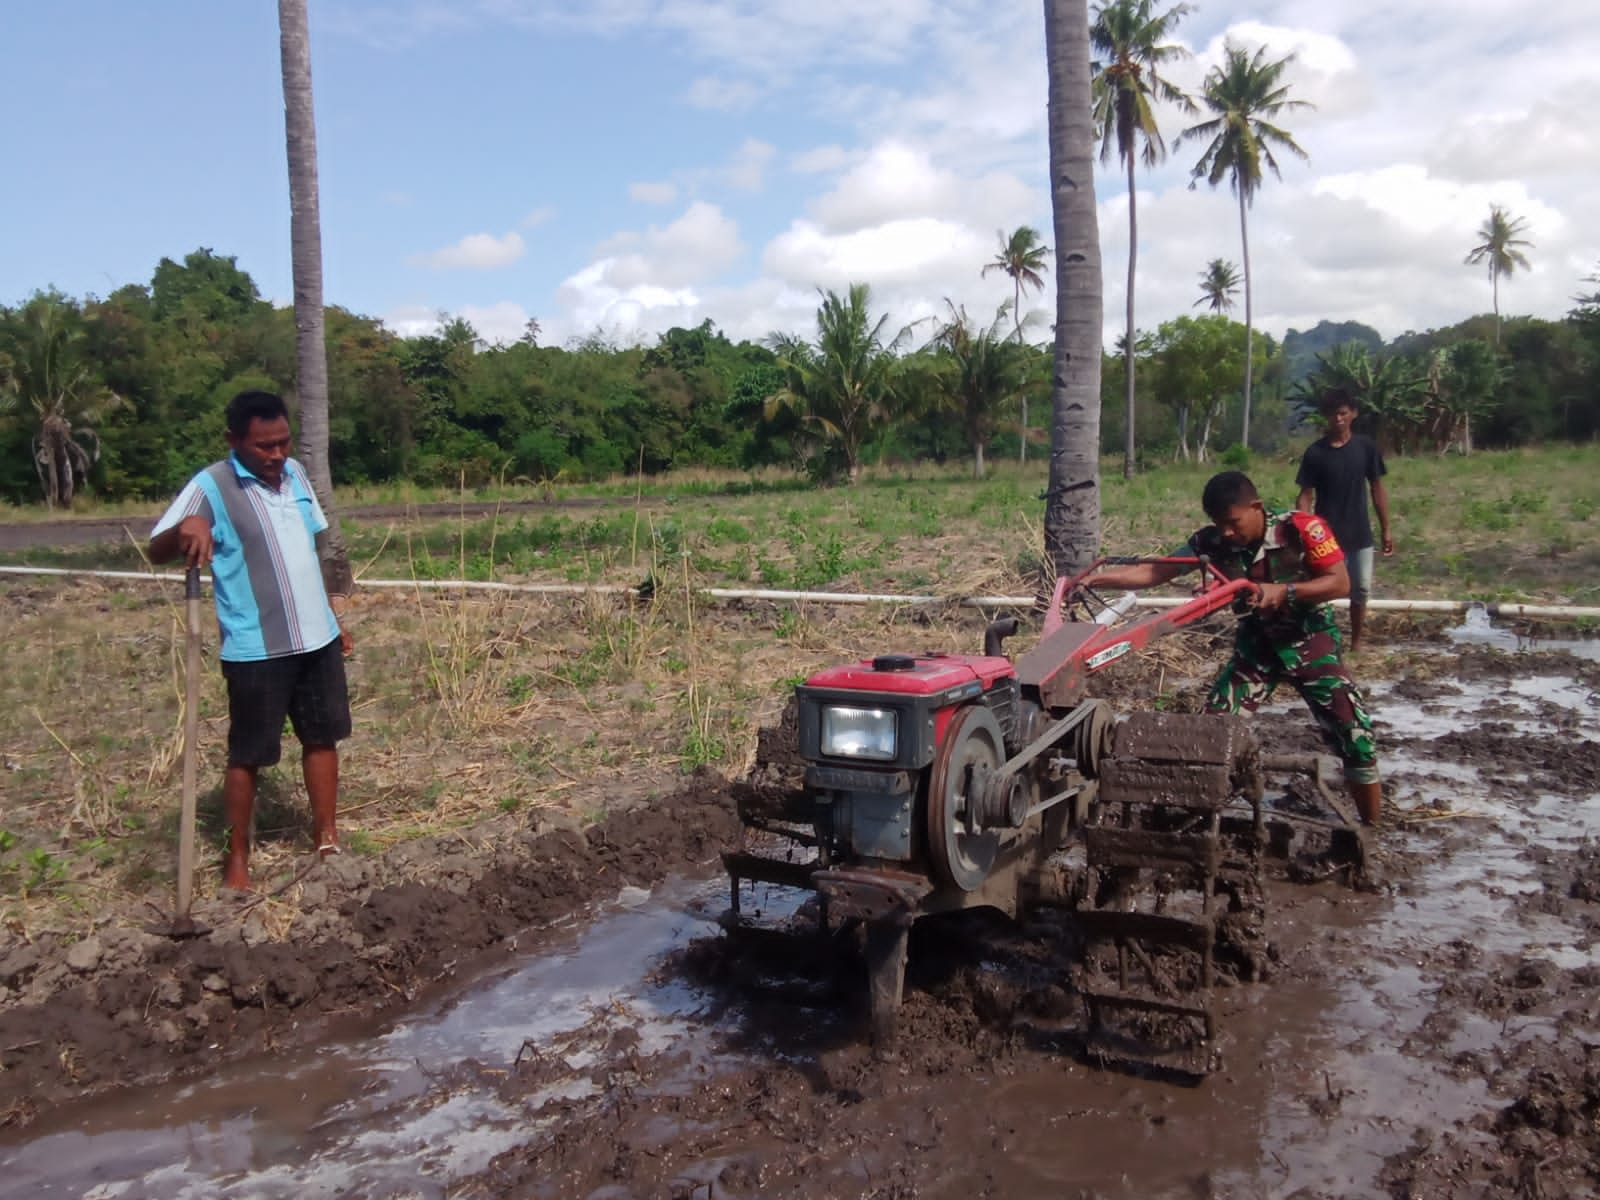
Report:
150,390,352,891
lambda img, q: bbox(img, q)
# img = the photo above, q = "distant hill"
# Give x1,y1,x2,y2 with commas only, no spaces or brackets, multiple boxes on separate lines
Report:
1282,320,1384,385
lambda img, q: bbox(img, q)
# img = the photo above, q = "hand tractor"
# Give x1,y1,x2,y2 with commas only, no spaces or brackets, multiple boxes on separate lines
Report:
723,556,1365,1074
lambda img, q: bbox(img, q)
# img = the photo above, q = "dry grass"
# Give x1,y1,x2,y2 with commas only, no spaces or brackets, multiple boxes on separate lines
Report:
0,564,1022,934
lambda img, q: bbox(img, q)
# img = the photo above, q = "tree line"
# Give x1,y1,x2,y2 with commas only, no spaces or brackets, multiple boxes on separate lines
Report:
2,243,1595,510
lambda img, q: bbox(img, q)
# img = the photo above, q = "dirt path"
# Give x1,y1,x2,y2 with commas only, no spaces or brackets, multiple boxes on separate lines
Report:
2,644,1598,1198
0,497,653,551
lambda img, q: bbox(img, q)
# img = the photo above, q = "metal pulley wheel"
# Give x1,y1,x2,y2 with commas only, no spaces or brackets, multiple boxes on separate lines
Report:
1074,699,1115,778
926,704,1006,891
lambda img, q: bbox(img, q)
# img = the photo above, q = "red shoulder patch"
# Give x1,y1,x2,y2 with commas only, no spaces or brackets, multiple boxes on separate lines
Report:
1291,512,1345,572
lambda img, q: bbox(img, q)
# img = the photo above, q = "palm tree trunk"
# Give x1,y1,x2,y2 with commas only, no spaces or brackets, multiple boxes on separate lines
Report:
1015,276,1027,465
1492,267,1500,348
278,0,352,599
1237,187,1254,452
1123,150,1137,481
37,432,60,511
1042,0,1103,578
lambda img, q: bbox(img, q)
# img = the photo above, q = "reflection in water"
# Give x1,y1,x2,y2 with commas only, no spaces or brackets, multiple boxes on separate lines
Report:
3,643,1598,1200
1447,603,1600,662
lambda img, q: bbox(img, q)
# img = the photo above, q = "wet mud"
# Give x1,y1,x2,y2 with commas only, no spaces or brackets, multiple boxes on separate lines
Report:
0,780,742,1127
3,641,1600,1199
471,645,1600,1200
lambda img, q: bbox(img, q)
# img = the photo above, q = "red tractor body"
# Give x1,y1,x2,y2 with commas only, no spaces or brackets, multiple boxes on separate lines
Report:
726,560,1361,1069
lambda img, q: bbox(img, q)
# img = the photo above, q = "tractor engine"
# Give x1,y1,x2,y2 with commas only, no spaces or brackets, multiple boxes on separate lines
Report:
795,651,1025,889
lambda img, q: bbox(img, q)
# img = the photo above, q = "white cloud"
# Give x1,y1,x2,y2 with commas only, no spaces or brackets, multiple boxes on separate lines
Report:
1312,167,1565,243
1192,22,1368,122
685,75,760,111
380,304,445,338
1429,89,1600,184
555,262,702,341
808,141,1034,236
380,301,534,346
791,145,857,175
628,140,776,209
722,138,775,192
520,206,556,228
356,0,1599,349
590,201,744,289
629,180,679,205
409,231,526,271
810,143,956,233
765,218,988,289
459,301,535,345
648,0,941,70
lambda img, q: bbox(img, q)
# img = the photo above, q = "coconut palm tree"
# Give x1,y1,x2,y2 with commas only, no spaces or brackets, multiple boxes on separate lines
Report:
0,293,123,509
1194,257,1241,312
1464,205,1533,347
764,284,913,483
1090,0,1194,481
926,300,1042,479
1179,41,1311,452
1042,0,1104,576
981,226,1050,463
278,0,352,598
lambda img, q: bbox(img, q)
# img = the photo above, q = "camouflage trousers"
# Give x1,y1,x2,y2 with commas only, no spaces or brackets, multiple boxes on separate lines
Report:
1204,625,1380,785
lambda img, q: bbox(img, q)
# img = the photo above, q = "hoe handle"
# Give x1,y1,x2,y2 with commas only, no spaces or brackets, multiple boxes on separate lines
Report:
177,567,202,918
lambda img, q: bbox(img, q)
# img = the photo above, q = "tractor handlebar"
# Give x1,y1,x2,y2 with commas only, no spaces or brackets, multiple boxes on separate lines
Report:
1042,556,1262,641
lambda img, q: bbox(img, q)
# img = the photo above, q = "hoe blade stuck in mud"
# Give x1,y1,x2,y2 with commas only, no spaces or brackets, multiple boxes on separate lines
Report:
722,563,1366,1077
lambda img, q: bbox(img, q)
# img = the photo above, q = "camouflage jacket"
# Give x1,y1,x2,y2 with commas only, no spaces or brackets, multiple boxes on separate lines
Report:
1185,508,1345,643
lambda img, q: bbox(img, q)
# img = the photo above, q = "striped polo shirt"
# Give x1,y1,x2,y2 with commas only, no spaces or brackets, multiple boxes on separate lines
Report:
152,455,340,662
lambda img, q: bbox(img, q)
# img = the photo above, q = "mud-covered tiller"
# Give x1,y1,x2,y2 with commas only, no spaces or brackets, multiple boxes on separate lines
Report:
723,556,1365,1074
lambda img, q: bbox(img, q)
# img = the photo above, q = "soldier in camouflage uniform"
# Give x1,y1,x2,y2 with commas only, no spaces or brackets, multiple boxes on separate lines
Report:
1082,471,1382,825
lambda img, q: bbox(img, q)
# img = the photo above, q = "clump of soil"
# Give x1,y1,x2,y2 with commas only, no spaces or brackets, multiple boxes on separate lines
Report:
1383,949,1600,1200
1390,724,1600,793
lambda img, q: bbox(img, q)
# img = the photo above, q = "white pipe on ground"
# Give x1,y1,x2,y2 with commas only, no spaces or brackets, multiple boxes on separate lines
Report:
2,565,1597,620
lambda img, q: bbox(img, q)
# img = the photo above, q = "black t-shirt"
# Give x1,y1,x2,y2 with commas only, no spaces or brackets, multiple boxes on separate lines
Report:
1295,434,1386,552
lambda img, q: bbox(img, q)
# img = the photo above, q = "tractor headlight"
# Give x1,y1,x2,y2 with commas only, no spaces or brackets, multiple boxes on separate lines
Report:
820,706,898,761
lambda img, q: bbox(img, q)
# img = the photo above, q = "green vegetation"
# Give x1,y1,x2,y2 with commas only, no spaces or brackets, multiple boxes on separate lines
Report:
1,447,1595,934
7,447,1595,602
3,241,1599,513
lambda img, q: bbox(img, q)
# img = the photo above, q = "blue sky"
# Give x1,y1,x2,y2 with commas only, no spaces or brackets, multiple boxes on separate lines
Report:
4,1,1596,348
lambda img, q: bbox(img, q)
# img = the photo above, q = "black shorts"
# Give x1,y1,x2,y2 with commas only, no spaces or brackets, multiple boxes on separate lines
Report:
222,639,351,768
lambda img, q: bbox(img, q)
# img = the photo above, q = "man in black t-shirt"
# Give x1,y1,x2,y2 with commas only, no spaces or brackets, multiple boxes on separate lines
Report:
1295,388,1392,653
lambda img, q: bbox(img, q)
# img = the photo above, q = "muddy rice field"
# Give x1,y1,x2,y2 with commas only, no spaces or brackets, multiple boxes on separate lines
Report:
1,607,1598,1199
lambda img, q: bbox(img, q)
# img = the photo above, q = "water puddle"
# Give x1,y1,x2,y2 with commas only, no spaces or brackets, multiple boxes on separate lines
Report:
1446,602,1600,662
1044,644,1600,1197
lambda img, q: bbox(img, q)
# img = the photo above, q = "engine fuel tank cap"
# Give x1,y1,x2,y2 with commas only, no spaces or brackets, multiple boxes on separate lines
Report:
871,654,917,672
